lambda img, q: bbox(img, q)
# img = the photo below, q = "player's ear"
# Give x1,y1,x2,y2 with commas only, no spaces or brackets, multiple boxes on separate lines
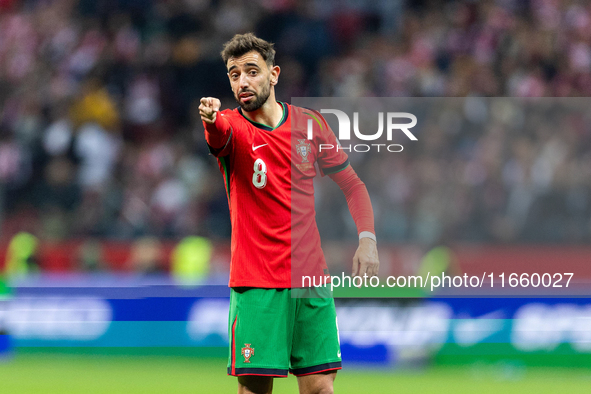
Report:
270,65,280,86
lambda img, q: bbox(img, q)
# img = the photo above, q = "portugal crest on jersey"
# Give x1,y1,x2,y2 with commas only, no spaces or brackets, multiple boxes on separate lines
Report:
241,344,254,363
296,139,311,163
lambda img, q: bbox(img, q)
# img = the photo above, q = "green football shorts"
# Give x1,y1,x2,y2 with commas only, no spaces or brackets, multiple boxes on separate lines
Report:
227,287,342,377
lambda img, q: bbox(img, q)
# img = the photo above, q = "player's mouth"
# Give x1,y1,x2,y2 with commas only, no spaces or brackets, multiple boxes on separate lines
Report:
239,91,256,102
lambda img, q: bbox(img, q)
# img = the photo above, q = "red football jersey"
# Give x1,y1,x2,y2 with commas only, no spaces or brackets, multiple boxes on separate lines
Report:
207,101,349,288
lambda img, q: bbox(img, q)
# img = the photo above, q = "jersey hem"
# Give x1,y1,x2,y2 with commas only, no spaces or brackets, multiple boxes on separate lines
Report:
229,282,293,288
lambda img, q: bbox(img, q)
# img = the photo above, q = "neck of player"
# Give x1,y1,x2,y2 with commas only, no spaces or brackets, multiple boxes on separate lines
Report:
243,92,283,129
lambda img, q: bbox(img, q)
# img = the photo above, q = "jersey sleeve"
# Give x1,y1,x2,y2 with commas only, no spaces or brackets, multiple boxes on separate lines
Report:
204,110,234,157
313,111,350,176
328,165,375,236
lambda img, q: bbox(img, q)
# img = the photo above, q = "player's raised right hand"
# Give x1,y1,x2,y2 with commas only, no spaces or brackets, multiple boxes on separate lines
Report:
199,97,221,124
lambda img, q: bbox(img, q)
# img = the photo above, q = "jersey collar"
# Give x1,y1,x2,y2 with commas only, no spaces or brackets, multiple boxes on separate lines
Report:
238,101,288,131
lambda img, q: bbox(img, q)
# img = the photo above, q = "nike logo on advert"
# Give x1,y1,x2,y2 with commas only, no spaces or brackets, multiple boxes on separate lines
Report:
252,143,268,151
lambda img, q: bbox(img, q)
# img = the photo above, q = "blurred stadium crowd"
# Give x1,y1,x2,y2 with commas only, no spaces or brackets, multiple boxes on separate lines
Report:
0,0,590,245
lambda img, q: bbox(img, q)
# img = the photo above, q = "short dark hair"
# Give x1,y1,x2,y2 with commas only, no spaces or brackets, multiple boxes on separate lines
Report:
221,33,276,67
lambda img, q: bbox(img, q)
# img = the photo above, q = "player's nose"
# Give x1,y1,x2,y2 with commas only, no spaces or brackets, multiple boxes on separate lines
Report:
239,73,250,89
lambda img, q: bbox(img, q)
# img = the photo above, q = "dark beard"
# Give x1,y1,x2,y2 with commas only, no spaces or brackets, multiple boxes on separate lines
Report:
235,82,271,112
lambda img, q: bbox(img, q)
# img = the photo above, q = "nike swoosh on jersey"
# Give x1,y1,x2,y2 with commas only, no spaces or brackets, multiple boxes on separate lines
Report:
252,143,268,151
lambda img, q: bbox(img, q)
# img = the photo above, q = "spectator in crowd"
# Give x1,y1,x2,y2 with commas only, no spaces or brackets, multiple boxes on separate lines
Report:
0,0,589,251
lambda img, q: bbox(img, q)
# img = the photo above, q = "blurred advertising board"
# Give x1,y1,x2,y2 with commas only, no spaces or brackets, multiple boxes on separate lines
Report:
0,276,11,357
3,276,591,367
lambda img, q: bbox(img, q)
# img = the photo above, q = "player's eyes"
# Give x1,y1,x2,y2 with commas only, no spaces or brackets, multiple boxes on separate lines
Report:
229,70,256,79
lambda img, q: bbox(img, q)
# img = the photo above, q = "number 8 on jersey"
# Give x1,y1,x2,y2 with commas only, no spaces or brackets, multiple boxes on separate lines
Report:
252,158,267,189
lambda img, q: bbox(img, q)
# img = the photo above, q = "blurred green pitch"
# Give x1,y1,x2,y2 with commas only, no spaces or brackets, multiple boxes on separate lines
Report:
2,354,591,393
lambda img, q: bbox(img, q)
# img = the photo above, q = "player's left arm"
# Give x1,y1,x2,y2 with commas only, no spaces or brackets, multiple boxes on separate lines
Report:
328,165,379,278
